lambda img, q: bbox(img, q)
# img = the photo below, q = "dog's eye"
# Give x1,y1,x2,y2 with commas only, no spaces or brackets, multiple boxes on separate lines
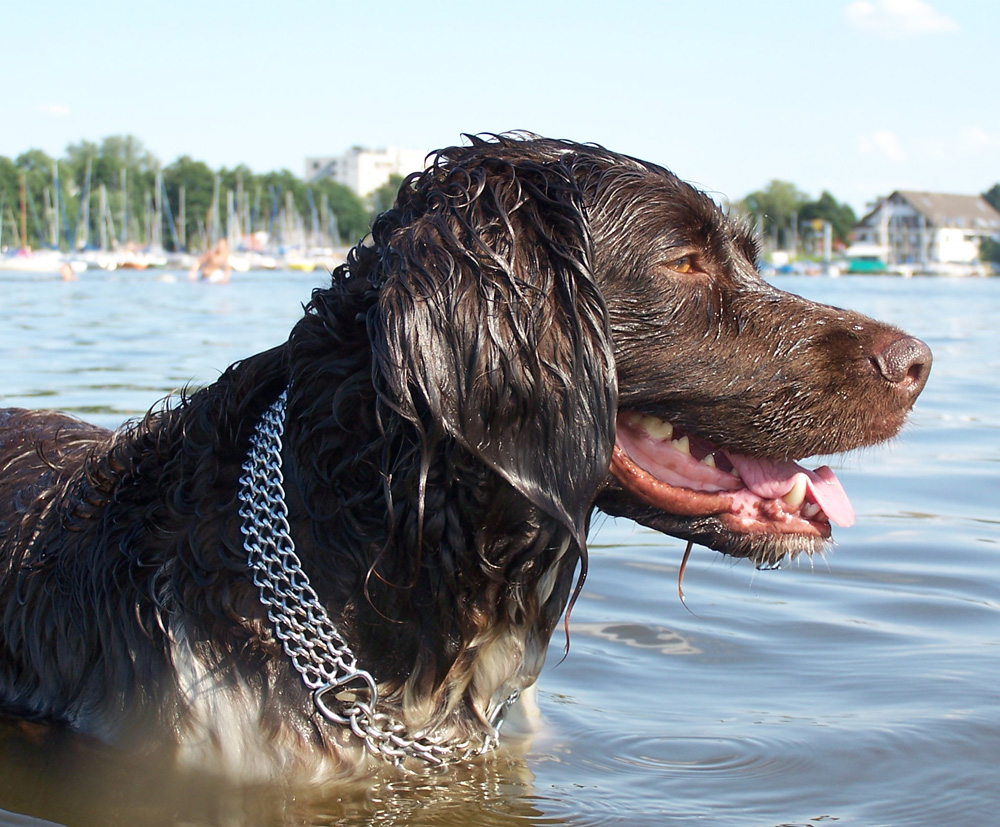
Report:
667,255,694,274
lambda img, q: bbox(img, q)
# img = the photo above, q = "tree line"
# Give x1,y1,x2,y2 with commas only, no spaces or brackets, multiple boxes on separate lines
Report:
2,134,998,261
738,180,858,252
0,135,372,253
981,185,1000,263
740,180,1000,263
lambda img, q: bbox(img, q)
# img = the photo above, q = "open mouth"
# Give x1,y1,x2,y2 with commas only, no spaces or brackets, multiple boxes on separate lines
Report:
609,411,854,544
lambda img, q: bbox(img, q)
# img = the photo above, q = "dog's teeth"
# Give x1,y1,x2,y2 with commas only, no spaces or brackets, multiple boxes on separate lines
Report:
782,474,808,509
700,453,716,468
642,416,674,441
671,435,690,454
802,502,821,519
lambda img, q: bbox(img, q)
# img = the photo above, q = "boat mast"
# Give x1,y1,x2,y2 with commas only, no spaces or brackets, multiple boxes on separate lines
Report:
19,173,27,250
51,163,60,249
78,158,92,250
211,174,220,245
120,166,127,246
99,184,108,251
179,186,186,250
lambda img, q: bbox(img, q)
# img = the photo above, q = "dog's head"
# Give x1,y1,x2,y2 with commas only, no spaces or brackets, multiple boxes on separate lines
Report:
356,133,930,574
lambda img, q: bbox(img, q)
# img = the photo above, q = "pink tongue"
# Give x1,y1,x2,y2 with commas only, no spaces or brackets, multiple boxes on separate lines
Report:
728,455,855,527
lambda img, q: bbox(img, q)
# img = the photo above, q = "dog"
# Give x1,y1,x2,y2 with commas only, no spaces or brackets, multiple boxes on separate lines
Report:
0,134,930,782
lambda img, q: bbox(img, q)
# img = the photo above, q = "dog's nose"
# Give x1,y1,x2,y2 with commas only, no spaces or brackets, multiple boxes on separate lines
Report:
872,335,932,397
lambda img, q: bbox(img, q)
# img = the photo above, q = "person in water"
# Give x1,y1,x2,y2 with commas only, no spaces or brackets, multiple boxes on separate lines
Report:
188,238,231,283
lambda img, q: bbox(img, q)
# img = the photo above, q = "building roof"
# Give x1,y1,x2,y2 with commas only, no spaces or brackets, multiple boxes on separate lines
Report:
861,190,1000,231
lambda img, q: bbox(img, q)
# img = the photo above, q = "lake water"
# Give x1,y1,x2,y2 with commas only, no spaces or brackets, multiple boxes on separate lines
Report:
0,270,997,826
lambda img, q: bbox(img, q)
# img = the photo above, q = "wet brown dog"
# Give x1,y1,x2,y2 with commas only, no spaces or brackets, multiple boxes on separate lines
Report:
0,135,930,780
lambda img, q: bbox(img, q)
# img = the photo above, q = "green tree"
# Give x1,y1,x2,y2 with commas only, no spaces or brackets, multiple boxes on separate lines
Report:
63,140,99,247
14,149,60,249
60,135,161,249
799,191,857,245
218,163,255,196
313,179,367,243
980,237,1000,263
163,156,215,250
2,135,417,253
0,154,55,249
739,180,810,250
981,185,1000,264
256,169,307,249
96,137,156,244
216,163,255,243
64,140,99,176
0,156,22,247
370,173,405,219
983,183,1000,213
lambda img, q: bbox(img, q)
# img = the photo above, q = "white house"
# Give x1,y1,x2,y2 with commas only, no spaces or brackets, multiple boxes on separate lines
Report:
304,146,428,197
852,191,1000,270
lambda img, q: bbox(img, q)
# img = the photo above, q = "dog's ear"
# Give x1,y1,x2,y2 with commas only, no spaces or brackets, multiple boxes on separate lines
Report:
369,148,617,542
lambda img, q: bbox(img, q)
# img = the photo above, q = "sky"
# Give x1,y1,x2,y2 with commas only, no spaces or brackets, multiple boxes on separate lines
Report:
3,0,997,215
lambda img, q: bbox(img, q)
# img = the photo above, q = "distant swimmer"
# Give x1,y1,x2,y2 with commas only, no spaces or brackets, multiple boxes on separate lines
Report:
188,238,231,284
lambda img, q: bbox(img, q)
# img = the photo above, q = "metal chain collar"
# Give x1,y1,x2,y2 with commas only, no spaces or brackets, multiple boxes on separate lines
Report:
237,390,517,767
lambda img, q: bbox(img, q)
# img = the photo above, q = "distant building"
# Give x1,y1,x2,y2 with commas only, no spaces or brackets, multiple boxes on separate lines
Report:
851,191,1000,269
304,146,428,197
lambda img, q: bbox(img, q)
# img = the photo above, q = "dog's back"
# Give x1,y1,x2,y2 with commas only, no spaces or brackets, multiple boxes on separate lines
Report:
0,395,231,727
0,409,155,723
0,408,111,549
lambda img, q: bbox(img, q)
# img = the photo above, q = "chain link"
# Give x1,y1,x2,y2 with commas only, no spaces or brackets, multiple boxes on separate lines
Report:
237,390,509,767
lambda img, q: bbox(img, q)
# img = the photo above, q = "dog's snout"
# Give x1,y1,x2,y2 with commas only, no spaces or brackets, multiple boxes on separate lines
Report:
872,335,932,397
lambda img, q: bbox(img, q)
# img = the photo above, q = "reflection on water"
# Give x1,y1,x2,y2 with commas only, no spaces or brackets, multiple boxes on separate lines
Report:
0,715,563,827
571,623,702,655
1,271,999,826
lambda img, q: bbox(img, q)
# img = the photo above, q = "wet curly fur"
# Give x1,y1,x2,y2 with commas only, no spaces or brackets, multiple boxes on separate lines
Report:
0,134,928,779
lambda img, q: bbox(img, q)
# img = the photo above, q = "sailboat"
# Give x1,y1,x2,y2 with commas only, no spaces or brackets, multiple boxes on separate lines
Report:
0,173,85,276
